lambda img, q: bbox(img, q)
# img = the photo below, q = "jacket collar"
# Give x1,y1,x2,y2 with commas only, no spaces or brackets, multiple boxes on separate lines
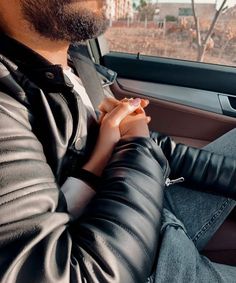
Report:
0,33,74,92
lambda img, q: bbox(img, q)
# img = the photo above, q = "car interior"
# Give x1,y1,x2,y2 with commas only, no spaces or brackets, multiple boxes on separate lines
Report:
78,35,236,266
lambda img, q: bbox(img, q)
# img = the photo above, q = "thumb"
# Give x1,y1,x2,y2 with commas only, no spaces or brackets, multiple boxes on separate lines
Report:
105,98,141,126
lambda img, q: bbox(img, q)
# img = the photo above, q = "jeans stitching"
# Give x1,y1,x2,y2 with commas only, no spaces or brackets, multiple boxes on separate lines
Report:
192,199,234,244
161,209,191,239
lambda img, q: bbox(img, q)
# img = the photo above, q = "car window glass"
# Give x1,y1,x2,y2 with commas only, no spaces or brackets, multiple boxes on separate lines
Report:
104,0,236,67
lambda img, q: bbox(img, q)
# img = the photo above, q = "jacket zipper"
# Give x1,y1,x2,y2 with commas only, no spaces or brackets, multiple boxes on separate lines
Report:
165,177,185,187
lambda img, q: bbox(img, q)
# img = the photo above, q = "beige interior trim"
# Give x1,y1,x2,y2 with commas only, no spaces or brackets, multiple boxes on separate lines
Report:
111,82,236,147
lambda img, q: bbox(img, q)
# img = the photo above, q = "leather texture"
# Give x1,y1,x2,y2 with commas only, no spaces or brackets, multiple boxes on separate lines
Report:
151,131,236,200
0,35,170,283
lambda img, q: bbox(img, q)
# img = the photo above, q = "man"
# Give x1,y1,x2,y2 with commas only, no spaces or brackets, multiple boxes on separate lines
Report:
0,1,168,283
0,1,235,283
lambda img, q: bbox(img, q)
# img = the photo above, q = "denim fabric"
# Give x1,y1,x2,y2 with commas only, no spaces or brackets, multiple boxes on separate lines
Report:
163,186,235,251
149,129,236,283
154,209,236,283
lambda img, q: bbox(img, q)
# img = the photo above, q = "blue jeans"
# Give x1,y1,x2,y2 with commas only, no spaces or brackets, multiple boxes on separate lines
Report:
151,129,236,283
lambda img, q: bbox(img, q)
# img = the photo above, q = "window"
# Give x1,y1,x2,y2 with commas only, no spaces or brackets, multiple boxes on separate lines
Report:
104,0,236,67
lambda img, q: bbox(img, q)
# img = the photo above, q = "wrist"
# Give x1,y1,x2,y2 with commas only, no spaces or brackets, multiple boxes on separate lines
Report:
83,153,111,176
83,161,103,177
83,144,115,176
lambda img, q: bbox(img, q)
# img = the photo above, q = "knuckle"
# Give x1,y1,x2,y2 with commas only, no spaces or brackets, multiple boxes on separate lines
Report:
121,101,130,110
102,117,116,129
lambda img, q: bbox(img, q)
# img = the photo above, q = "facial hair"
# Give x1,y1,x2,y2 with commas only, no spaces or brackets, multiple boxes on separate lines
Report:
20,0,108,42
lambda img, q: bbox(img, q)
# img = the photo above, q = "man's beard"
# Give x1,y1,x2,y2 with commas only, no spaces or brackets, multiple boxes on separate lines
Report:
20,0,108,42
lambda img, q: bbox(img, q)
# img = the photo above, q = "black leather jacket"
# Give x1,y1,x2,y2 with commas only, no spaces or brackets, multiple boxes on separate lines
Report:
0,35,170,283
151,132,236,199
0,34,235,283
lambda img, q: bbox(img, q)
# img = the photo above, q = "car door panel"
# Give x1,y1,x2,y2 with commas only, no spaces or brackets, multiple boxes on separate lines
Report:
219,94,236,117
111,82,236,147
117,78,223,114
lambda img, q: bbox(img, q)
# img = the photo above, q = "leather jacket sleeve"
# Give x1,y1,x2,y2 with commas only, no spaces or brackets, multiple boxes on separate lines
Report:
0,94,169,283
151,131,236,200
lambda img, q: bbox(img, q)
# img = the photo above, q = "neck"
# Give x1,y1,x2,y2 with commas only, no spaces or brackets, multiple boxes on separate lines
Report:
12,31,70,68
36,44,69,69
5,24,69,68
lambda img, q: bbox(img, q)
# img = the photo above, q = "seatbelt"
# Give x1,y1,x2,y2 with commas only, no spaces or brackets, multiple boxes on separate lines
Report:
69,43,105,113
69,42,117,88
69,42,117,110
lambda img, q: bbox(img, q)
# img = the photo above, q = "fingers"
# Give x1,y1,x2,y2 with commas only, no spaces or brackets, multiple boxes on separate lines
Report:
146,116,151,124
141,99,150,108
99,97,149,114
104,98,142,127
122,98,149,107
98,97,150,124
122,98,149,114
98,112,106,124
98,97,119,113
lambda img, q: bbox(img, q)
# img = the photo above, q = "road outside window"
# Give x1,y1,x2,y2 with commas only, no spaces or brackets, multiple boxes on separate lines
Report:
104,0,236,67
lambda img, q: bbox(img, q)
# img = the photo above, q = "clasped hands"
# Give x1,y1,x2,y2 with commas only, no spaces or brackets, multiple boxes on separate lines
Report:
83,96,151,176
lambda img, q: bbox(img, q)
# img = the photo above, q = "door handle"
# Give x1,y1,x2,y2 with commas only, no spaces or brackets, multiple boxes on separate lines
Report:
219,95,236,117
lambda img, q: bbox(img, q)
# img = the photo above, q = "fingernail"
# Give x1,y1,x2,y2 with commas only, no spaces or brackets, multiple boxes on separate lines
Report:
129,98,141,107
